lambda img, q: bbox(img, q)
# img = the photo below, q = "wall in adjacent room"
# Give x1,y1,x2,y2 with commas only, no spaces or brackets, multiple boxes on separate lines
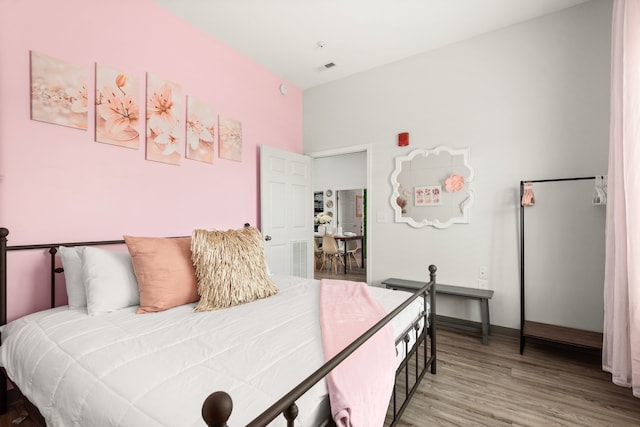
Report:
303,0,612,329
0,0,302,321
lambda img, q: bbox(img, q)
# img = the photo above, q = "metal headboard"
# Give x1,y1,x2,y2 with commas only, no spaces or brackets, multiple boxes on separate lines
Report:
0,224,251,326
0,227,129,326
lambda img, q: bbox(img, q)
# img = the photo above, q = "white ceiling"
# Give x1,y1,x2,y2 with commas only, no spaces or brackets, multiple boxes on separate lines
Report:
152,0,590,90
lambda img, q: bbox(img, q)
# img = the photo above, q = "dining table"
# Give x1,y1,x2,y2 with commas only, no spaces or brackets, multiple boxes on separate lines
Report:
315,233,364,274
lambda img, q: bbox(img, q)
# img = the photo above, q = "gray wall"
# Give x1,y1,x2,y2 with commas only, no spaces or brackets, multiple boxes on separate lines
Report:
303,0,611,329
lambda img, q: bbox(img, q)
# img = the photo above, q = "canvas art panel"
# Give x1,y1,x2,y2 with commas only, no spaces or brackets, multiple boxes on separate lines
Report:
30,51,88,130
145,73,182,165
415,185,442,206
95,64,140,148
186,97,216,163
356,195,363,217
218,116,242,162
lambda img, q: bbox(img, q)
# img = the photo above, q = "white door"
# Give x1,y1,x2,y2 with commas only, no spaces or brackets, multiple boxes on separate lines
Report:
337,190,357,234
260,145,313,278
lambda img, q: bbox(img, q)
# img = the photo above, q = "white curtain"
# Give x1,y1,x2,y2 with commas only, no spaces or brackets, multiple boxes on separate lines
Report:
603,0,640,397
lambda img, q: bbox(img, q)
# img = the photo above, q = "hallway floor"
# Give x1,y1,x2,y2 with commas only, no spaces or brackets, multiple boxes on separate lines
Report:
314,259,366,283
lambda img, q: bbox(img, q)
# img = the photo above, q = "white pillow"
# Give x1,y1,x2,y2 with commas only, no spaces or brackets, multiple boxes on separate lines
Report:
80,246,139,316
58,246,86,309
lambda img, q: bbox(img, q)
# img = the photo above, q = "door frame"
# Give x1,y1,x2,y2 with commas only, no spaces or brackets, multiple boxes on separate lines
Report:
307,144,372,282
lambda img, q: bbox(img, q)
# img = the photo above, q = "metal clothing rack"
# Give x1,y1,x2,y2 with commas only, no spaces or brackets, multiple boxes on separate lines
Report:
519,176,603,354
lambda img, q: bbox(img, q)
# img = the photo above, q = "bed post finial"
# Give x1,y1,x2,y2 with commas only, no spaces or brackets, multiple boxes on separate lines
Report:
428,264,437,281
202,391,233,427
283,402,299,426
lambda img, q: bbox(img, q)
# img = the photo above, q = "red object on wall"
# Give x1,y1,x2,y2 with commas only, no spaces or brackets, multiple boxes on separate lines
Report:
398,132,409,146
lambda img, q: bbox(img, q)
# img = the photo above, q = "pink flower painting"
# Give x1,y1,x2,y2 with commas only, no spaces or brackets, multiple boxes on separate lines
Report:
218,116,242,162
30,51,88,130
186,97,216,163
145,73,182,165
95,64,139,148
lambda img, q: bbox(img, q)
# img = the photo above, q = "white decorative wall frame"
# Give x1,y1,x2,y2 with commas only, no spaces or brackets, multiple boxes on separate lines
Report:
390,146,475,229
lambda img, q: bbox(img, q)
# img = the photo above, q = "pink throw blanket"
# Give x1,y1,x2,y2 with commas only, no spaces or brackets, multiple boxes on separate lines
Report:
319,279,396,427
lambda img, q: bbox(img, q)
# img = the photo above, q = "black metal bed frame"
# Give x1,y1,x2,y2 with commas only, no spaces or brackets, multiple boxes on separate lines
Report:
0,227,437,426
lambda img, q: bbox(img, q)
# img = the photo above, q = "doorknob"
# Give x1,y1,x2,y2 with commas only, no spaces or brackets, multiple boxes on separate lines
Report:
265,235,272,241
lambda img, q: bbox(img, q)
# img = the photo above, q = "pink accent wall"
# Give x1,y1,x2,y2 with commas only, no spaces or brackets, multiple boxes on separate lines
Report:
0,0,303,321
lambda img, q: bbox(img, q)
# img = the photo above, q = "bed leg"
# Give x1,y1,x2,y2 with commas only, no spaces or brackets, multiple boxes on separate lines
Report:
202,391,233,427
0,368,7,415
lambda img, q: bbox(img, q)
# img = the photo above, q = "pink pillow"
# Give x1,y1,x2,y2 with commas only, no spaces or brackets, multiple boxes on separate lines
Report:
124,235,199,314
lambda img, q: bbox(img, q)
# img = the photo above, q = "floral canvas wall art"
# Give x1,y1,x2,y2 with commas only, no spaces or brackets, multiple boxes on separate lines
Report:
415,185,442,206
145,73,182,165
30,51,88,130
218,116,242,162
95,64,139,148
186,97,216,163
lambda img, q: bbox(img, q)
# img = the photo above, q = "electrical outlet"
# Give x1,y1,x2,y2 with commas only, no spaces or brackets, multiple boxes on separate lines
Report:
479,266,488,280
478,278,489,289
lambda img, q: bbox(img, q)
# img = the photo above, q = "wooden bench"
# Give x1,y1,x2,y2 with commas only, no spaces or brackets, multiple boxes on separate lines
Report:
382,278,494,344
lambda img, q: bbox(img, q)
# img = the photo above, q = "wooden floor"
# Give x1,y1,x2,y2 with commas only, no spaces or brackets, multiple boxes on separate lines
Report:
314,257,367,282
0,400,38,427
3,328,639,426
394,327,640,427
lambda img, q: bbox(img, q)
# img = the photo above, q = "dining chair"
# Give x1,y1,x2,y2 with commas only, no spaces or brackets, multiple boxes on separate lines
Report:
314,239,324,271
320,235,344,274
345,239,360,270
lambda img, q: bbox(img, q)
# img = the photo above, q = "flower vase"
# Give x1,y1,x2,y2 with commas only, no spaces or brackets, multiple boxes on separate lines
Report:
317,225,325,235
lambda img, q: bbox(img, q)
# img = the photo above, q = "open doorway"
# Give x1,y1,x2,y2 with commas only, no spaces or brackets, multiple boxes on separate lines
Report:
309,146,370,282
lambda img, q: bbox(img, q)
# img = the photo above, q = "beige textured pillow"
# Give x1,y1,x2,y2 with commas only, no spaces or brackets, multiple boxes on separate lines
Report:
191,226,277,311
124,235,199,314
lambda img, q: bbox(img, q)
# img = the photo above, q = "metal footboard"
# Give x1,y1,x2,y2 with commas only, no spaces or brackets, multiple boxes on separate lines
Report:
202,265,437,427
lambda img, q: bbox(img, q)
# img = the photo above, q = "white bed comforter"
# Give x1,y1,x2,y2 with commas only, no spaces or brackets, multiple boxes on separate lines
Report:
0,275,426,427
